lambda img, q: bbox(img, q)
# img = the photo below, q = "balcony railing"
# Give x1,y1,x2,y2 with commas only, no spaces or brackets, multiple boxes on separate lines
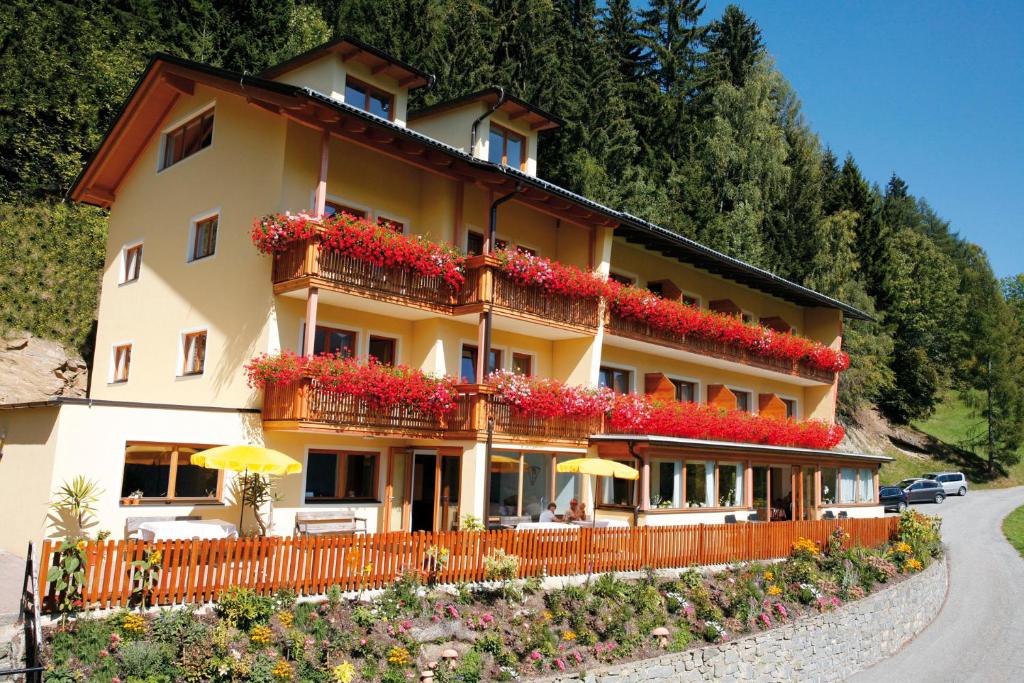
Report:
272,238,457,312
451,384,603,443
605,311,836,384
456,255,601,333
262,378,450,437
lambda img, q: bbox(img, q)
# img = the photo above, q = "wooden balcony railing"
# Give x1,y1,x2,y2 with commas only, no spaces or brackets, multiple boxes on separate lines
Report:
605,311,837,384
451,384,602,443
262,378,450,437
457,255,601,333
271,238,457,311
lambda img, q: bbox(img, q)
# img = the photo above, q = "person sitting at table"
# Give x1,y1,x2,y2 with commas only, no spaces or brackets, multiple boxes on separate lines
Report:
575,502,589,522
538,502,558,523
567,498,580,520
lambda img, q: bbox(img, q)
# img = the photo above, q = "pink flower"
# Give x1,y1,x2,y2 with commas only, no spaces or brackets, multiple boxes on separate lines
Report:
99,649,109,658
529,650,542,661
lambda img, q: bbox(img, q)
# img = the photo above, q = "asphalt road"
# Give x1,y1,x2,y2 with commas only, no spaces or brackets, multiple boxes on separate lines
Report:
848,486,1024,683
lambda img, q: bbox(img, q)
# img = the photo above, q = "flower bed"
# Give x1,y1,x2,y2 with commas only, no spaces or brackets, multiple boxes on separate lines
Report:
607,394,846,450
251,212,466,291
246,353,459,418
606,284,850,374
494,248,607,301
41,512,940,682
488,370,615,421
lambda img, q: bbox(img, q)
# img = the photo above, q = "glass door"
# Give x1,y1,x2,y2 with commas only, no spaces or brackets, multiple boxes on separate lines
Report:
386,449,411,531
752,466,770,521
438,455,461,531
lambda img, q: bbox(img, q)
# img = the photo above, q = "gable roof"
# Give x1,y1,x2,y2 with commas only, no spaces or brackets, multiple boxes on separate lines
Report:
408,87,563,131
260,35,432,89
69,53,873,321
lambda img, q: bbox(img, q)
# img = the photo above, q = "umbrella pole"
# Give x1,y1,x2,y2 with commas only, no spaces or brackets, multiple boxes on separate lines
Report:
239,468,248,532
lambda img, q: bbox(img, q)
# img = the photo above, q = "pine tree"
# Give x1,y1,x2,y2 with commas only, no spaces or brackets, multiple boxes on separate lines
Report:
702,4,764,88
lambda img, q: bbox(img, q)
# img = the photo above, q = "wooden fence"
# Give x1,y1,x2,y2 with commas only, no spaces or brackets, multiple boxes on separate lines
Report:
38,516,898,613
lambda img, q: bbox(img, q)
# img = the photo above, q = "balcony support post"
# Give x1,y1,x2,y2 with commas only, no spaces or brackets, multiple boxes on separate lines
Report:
303,286,319,356
314,128,330,216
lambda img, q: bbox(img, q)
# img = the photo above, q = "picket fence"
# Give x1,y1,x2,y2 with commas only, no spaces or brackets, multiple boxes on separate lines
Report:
38,516,898,613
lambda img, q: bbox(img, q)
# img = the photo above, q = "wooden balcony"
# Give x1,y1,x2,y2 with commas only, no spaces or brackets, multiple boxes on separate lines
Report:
605,311,837,385
272,238,457,314
262,378,450,437
455,255,600,336
449,384,603,445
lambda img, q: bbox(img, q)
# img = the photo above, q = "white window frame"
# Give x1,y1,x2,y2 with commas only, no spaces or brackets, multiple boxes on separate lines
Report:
177,327,208,379
372,212,411,236
666,374,702,403
108,340,133,385
727,385,757,414
778,394,800,419
186,207,220,263
156,101,216,174
364,329,403,365
119,240,144,285
508,347,537,376
302,445,384,506
598,361,637,394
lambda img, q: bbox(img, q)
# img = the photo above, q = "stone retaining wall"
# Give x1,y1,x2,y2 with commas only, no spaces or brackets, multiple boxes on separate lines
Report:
538,556,948,683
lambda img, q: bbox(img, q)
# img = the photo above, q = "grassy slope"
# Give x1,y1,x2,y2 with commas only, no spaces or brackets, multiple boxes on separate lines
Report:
878,392,1024,489
1002,505,1024,558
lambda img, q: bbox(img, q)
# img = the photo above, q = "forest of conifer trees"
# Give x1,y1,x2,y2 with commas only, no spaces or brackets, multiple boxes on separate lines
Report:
1,0,1021,468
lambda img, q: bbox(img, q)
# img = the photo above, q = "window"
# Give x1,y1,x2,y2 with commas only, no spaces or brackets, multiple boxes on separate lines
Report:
368,335,397,366
461,344,501,383
376,216,405,234
837,468,870,503
821,467,838,505
682,294,700,308
857,468,873,503
466,231,484,256
609,272,635,286
732,389,752,413
600,459,637,507
651,459,682,508
598,366,631,394
488,123,525,169
685,461,714,508
647,281,664,297
672,379,697,403
121,244,143,283
741,312,755,324
344,77,394,120
161,109,214,170
325,200,367,219
717,462,744,507
311,325,357,357
111,344,132,383
189,215,218,261
120,442,221,501
181,331,207,376
512,352,533,376
305,450,379,502
782,399,797,419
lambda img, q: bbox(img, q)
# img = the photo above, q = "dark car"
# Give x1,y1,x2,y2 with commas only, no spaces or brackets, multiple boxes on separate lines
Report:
879,485,909,512
904,479,945,505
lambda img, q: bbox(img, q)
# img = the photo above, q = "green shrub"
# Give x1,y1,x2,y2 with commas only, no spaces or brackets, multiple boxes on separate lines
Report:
483,549,520,582
669,624,692,652
118,640,175,680
214,587,274,629
897,509,943,561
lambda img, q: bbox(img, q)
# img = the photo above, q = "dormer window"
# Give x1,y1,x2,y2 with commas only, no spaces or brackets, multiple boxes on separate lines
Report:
160,108,214,170
344,77,393,120
488,123,525,170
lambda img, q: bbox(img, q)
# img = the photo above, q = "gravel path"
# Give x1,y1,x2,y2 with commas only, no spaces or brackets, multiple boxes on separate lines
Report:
848,486,1024,682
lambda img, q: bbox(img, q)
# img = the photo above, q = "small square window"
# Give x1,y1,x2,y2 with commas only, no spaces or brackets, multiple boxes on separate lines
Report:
121,244,143,283
782,398,797,419
181,331,207,376
672,379,697,403
326,201,367,219
376,216,405,234
512,352,533,377
599,366,631,394
609,272,635,286
488,123,526,170
161,109,214,170
461,344,501,383
369,335,397,366
189,215,218,261
310,325,357,357
305,450,380,502
682,294,700,308
466,231,484,256
111,344,132,383
344,77,393,121
733,390,752,413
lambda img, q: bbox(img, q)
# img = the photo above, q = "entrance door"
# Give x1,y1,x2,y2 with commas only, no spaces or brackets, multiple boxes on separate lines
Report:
438,455,461,531
752,466,770,521
411,452,437,532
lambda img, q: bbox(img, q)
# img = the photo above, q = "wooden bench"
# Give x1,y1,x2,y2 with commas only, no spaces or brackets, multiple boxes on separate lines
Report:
294,510,368,536
125,515,200,539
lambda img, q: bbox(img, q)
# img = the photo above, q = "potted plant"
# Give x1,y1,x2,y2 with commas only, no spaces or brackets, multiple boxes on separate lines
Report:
128,490,143,506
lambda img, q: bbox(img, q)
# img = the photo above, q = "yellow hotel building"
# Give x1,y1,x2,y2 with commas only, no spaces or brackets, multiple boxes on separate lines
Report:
0,38,890,554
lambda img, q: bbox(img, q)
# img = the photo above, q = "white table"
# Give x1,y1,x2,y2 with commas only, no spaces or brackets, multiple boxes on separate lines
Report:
570,519,629,529
134,519,239,541
515,521,577,531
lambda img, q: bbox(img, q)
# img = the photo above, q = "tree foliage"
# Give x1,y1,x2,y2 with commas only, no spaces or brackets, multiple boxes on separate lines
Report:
0,0,1020,440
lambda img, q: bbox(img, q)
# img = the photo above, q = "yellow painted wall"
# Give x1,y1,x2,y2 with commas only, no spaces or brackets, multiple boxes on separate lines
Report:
91,84,286,409
408,102,486,157
0,406,60,554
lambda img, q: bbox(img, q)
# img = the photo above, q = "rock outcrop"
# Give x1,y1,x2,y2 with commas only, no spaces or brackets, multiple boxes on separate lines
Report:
0,331,88,404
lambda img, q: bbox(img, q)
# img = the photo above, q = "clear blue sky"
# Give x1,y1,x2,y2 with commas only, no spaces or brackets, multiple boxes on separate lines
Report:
694,0,1024,279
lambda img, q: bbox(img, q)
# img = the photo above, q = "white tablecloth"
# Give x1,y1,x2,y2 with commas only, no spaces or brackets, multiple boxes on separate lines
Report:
135,519,238,541
515,521,577,531
570,519,629,529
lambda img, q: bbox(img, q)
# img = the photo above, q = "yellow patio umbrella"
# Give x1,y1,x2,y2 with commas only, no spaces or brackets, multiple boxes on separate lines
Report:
191,445,302,529
556,458,639,524
489,454,521,473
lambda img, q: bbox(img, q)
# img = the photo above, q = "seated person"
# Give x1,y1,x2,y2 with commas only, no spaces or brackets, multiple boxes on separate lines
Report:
575,502,588,522
567,498,580,520
538,502,558,523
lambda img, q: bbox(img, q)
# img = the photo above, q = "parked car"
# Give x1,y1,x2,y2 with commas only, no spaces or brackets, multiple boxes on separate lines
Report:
903,479,945,505
896,477,925,490
879,485,909,513
924,471,968,496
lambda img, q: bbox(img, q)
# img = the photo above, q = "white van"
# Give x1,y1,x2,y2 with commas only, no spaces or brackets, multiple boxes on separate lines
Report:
924,472,968,496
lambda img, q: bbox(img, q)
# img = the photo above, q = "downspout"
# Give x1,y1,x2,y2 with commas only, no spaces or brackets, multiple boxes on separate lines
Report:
470,87,507,157
628,441,644,528
481,183,523,378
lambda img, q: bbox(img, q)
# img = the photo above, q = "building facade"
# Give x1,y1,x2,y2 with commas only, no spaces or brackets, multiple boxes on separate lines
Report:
0,38,888,554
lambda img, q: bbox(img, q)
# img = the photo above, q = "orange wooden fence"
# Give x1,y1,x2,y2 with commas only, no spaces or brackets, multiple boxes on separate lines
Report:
38,517,898,613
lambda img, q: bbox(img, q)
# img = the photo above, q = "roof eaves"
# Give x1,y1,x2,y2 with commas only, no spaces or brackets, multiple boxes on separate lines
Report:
408,87,564,128
591,434,893,463
259,35,432,87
